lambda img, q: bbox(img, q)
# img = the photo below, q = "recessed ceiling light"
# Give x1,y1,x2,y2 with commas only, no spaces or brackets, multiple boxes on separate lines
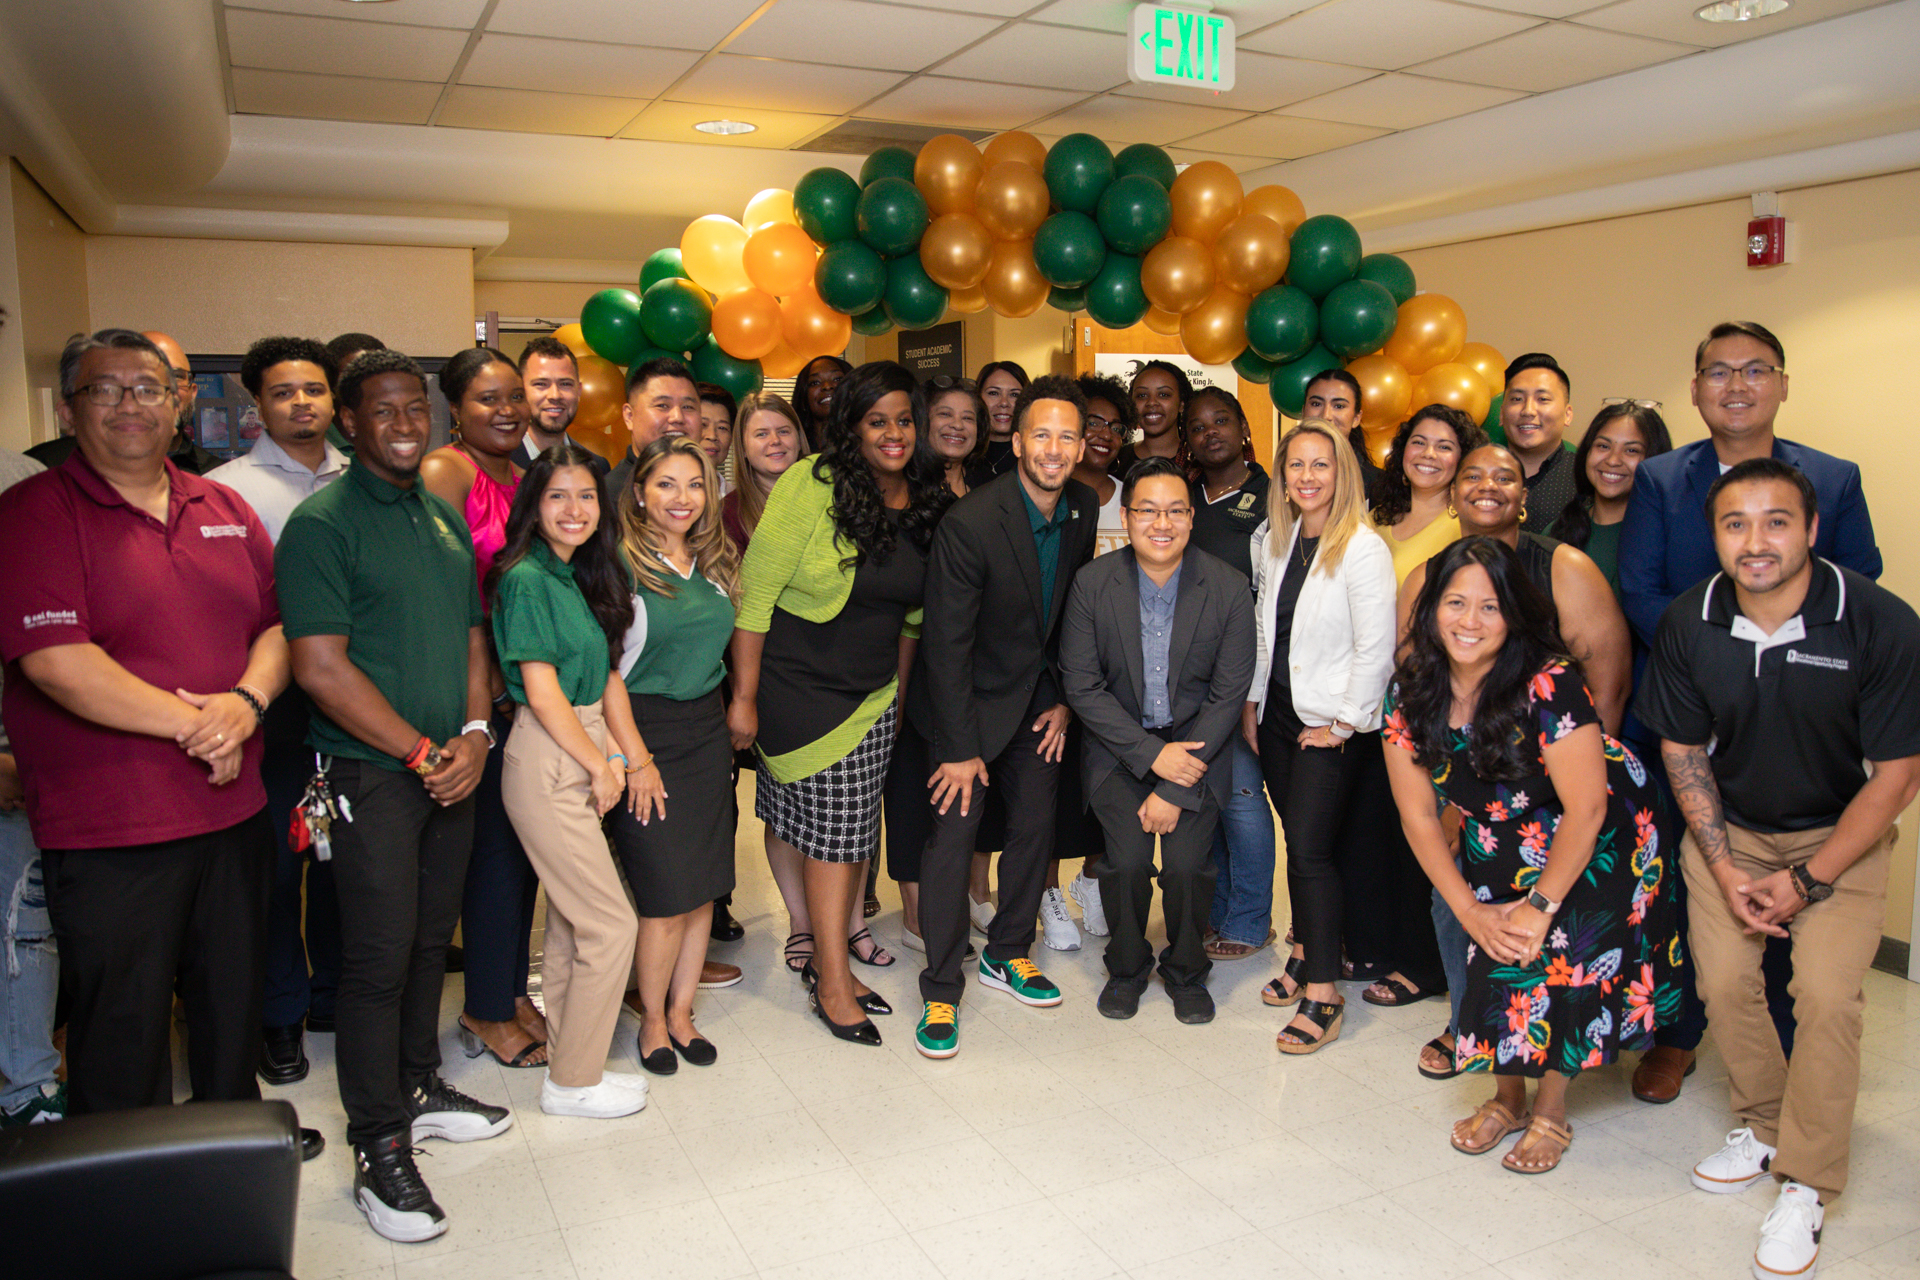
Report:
694,119,757,136
1695,0,1789,22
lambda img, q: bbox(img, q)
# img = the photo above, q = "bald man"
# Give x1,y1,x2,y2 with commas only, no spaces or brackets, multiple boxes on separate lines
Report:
27,331,220,475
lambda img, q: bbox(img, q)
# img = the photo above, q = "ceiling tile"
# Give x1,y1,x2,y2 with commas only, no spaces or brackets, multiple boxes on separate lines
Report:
866,0,1038,15
1413,22,1698,92
1241,0,1540,70
1283,73,1525,129
1031,95,1254,146
726,0,1002,72
230,67,441,125
485,0,760,50
665,54,907,116
460,33,698,99
1179,113,1390,159
435,85,648,137
1164,147,1278,174
1573,0,1888,47
1029,0,1327,33
1115,50,1376,112
860,76,1091,132
935,23,1133,92
619,101,841,148
225,8,470,81
1452,0,1599,16
222,0,490,28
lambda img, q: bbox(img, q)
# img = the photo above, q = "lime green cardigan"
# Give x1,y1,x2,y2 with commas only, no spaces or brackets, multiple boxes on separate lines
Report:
737,462,922,782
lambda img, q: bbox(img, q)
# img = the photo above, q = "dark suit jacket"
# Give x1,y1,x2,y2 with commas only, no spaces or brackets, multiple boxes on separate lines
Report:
906,471,1099,764
1058,546,1255,812
1618,436,1881,646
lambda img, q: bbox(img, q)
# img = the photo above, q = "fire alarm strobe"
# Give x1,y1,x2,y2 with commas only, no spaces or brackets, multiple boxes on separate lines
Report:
1748,214,1787,268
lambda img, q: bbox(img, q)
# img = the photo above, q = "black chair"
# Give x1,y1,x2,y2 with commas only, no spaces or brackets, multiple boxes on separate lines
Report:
0,1099,301,1280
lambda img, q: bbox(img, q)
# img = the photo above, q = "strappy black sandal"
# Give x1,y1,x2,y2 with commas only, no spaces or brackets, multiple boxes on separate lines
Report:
847,927,895,967
784,932,815,974
1276,997,1345,1055
1363,975,1438,1007
1261,954,1308,1007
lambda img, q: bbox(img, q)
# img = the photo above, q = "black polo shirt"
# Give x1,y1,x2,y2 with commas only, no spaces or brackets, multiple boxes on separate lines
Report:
1520,442,1576,534
1187,461,1269,587
1635,558,1920,834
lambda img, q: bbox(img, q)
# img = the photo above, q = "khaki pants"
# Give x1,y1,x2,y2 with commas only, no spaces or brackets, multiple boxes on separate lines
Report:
1681,820,1891,1200
501,701,638,1089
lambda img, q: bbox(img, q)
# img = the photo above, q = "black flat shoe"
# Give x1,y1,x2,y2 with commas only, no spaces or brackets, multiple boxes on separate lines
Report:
443,944,464,974
808,989,881,1046
638,1039,679,1075
259,1023,309,1085
300,1127,325,1162
802,961,893,1016
670,1033,718,1067
1168,984,1215,1024
710,902,744,943
1097,975,1146,1020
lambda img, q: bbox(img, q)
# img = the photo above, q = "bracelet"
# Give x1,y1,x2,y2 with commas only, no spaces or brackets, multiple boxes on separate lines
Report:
607,753,629,768
403,737,443,778
626,753,654,773
230,685,267,724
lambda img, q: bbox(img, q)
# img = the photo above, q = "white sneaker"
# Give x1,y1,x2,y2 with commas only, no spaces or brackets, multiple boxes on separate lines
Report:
899,927,926,954
540,1075,648,1119
597,1070,651,1094
968,894,996,935
1069,873,1108,937
1040,887,1082,951
1753,1181,1822,1279
1693,1127,1778,1194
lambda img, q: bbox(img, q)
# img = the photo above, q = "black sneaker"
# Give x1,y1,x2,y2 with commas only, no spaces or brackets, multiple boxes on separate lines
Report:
352,1132,447,1243
1097,975,1147,1020
406,1073,512,1143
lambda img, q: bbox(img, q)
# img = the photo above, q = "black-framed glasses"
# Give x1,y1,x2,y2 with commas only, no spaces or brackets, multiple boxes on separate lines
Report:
74,380,173,408
1125,504,1193,523
1085,413,1117,431
1696,362,1783,386
1601,397,1662,410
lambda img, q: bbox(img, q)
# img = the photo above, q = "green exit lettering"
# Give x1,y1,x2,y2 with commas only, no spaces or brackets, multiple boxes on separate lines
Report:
1132,4,1236,91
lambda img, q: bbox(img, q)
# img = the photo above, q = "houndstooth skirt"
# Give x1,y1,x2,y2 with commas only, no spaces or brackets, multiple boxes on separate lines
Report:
755,701,896,864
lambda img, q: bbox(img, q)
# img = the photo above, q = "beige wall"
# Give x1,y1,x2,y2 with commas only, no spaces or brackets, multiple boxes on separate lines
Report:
472,279,627,324
3,161,91,449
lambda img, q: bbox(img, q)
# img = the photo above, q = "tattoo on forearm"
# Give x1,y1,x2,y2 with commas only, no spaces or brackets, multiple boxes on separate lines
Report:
1662,744,1732,868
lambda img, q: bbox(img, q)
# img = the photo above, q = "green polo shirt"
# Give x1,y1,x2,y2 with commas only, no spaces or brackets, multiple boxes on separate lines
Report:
493,541,613,707
1019,479,1069,626
621,559,736,702
276,458,483,769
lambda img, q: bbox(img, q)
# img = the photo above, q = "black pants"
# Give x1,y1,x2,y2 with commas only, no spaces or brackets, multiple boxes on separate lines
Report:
327,759,475,1145
1258,711,1370,985
42,810,273,1116
917,718,1060,1003
261,699,341,1029
461,709,536,1022
1338,732,1445,992
1088,770,1219,990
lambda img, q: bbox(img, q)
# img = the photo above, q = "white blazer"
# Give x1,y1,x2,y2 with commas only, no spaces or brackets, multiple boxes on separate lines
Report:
1248,517,1397,732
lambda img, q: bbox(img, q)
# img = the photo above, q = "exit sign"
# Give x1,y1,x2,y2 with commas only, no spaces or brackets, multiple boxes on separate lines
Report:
1128,4,1235,92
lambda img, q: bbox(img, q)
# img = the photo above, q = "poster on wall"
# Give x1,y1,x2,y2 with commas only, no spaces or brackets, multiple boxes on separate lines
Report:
1093,352,1235,394
900,321,964,384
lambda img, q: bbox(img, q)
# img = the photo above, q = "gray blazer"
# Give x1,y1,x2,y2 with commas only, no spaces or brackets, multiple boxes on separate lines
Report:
1058,546,1255,812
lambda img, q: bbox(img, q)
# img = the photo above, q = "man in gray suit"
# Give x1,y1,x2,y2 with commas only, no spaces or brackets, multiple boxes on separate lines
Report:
1059,457,1255,1024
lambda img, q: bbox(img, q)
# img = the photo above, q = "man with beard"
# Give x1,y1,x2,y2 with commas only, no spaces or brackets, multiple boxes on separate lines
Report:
515,336,607,477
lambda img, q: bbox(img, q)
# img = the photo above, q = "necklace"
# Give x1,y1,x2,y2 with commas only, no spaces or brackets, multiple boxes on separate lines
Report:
1297,531,1319,567
1203,464,1249,503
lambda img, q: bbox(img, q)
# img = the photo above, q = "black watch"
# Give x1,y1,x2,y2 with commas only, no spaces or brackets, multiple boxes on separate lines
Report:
1789,863,1833,904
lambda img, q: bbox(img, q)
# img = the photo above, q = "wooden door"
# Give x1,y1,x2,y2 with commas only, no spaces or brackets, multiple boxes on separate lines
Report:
1070,319,1277,468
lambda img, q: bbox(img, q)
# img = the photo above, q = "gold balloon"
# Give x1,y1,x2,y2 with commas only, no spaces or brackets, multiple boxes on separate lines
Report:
681,214,751,298
761,338,808,379
1143,306,1182,336
1141,235,1215,315
1347,353,1413,430
712,287,783,361
1242,185,1307,238
981,239,1048,318
1213,213,1290,295
1169,160,1243,244
981,130,1048,172
919,213,994,290
743,222,817,297
1382,294,1468,376
551,323,592,359
573,353,628,463
1412,361,1492,425
1180,287,1249,367
975,161,1051,242
1363,422,1398,468
780,284,853,360
744,187,798,232
1456,341,1506,403
948,282,988,314
915,134,984,216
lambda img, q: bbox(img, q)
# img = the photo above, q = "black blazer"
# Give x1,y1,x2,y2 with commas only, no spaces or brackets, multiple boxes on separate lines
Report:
1058,546,1255,812
907,471,1099,764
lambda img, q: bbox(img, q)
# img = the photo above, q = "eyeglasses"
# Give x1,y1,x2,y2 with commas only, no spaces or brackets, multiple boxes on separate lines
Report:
1696,362,1783,386
925,375,977,392
1084,414,1116,431
1125,505,1193,523
1601,397,1662,410
74,380,173,408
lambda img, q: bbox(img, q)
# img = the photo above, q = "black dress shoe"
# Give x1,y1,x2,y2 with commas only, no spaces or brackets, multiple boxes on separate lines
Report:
259,1023,310,1085
638,1038,679,1075
801,962,891,1016
710,902,745,943
304,1011,336,1034
1168,984,1215,1025
300,1127,326,1162
670,1033,718,1067
809,989,882,1046
443,945,464,974
1097,975,1147,1020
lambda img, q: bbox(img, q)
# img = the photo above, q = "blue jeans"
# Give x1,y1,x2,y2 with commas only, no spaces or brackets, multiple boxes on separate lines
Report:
1208,737,1277,947
0,810,60,1111
1433,885,1468,1036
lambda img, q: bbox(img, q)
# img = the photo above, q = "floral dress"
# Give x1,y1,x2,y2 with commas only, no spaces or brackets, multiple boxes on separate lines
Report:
1383,662,1681,1078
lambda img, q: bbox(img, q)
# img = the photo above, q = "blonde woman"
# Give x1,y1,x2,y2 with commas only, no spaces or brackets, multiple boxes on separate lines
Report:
721,392,804,551
1243,420,1396,1054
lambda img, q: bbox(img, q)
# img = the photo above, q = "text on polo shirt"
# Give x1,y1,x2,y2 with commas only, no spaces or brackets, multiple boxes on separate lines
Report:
1784,650,1848,671
201,523,249,538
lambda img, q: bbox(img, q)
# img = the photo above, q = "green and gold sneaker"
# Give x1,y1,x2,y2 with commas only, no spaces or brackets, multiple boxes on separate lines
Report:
916,1001,960,1059
978,955,1063,1007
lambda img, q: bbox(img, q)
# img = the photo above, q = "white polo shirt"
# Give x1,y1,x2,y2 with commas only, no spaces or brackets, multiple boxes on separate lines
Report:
205,433,349,545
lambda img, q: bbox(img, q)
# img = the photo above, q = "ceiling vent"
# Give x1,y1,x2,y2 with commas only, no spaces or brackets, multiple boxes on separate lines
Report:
795,118,993,154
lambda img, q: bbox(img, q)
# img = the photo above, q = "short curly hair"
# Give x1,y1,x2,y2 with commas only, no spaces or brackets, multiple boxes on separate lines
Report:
337,349,427,412
240,336,336,398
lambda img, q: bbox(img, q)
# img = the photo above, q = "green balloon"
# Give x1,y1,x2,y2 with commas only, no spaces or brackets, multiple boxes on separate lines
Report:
579,287,646,366
1357,252,1417,307
690,337,763,401
1033,211,1107,289
794,167,862,246
1113,142,1177,190
1233,348,1278,385
815,241,887,315
638,278,712,354
856,177,929,258
1096,174,1172,256
639,248,686,293
1084,253,1149,330
884,255,948,330
1048,285,1087,312
1481,394,1505,446
1285,215,1363,300
860,146,917,188
1245,284,1319,364
632,346,685,368
1270,343,1341,418
1319,279,1398,359
1044,133,1115,216
851,305,894,338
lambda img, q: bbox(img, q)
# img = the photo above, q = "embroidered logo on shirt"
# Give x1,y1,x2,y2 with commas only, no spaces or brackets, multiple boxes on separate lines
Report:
200,524,248,539
21,609,80,630
430,515,464,552
1784,650,1849,671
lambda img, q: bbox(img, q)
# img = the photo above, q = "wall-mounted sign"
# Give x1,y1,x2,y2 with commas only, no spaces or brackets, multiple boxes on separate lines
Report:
1128,4,1235,92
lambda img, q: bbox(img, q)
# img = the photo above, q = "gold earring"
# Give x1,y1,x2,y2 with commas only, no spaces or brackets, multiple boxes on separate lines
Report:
1446,505,1458,518
1519,505,1528,523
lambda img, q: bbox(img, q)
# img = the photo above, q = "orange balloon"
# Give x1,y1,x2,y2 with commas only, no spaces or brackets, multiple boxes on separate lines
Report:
550,323,592,359
573,353,628,462
915,134,984,216
974,161,1051,242
761,338,808,379
1143,306,1182,337
1213,214,1290,295
780,285,853,359
1242,185,1307,238
1363,421,1398,468
919,213,994,290
981,239,1048,318
981,130,1047,172
1412,361,1492,425
1456,341,1506,402
1383,294,1468,375
1169,161,1243,244
712,288,783,361
1141,235,1215,315
1347,353,1413,431
948,282,988,314
744,187,798,232
743,223,817,298
681,214,751,297
1180,288,1249,367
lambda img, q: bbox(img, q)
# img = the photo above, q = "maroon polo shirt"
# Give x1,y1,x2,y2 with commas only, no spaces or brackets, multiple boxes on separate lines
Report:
0,453,279,849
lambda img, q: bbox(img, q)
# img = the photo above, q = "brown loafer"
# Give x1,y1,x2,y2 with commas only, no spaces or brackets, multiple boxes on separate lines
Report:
1631,1045,1696,1104
698,960,743,989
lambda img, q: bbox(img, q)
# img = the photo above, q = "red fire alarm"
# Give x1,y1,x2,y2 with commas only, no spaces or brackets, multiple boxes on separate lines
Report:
1748,215,1787,268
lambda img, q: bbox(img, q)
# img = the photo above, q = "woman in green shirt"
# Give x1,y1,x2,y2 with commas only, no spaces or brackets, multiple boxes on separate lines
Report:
1548,403,1672,594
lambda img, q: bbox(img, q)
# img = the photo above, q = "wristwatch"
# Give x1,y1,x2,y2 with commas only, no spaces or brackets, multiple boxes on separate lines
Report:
462,718,498,749
1789,863,1833,903
1526,889,1562,915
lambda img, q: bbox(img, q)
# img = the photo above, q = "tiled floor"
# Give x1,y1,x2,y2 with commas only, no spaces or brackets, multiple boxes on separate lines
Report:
259,788,1920,1280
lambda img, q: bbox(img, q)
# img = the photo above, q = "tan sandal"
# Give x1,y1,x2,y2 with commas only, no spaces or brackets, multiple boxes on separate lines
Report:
1502,1114,1573,1174
1451,1098,1530,1155
1206,927,1277,962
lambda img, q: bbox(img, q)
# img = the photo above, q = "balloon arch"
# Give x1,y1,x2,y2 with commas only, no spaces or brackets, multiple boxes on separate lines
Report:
556,131,1507,463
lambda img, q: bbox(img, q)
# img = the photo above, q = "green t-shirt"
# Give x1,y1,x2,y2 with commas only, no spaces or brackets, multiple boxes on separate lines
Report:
620,557,735,701
276,459,483,769
492,541,614,707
